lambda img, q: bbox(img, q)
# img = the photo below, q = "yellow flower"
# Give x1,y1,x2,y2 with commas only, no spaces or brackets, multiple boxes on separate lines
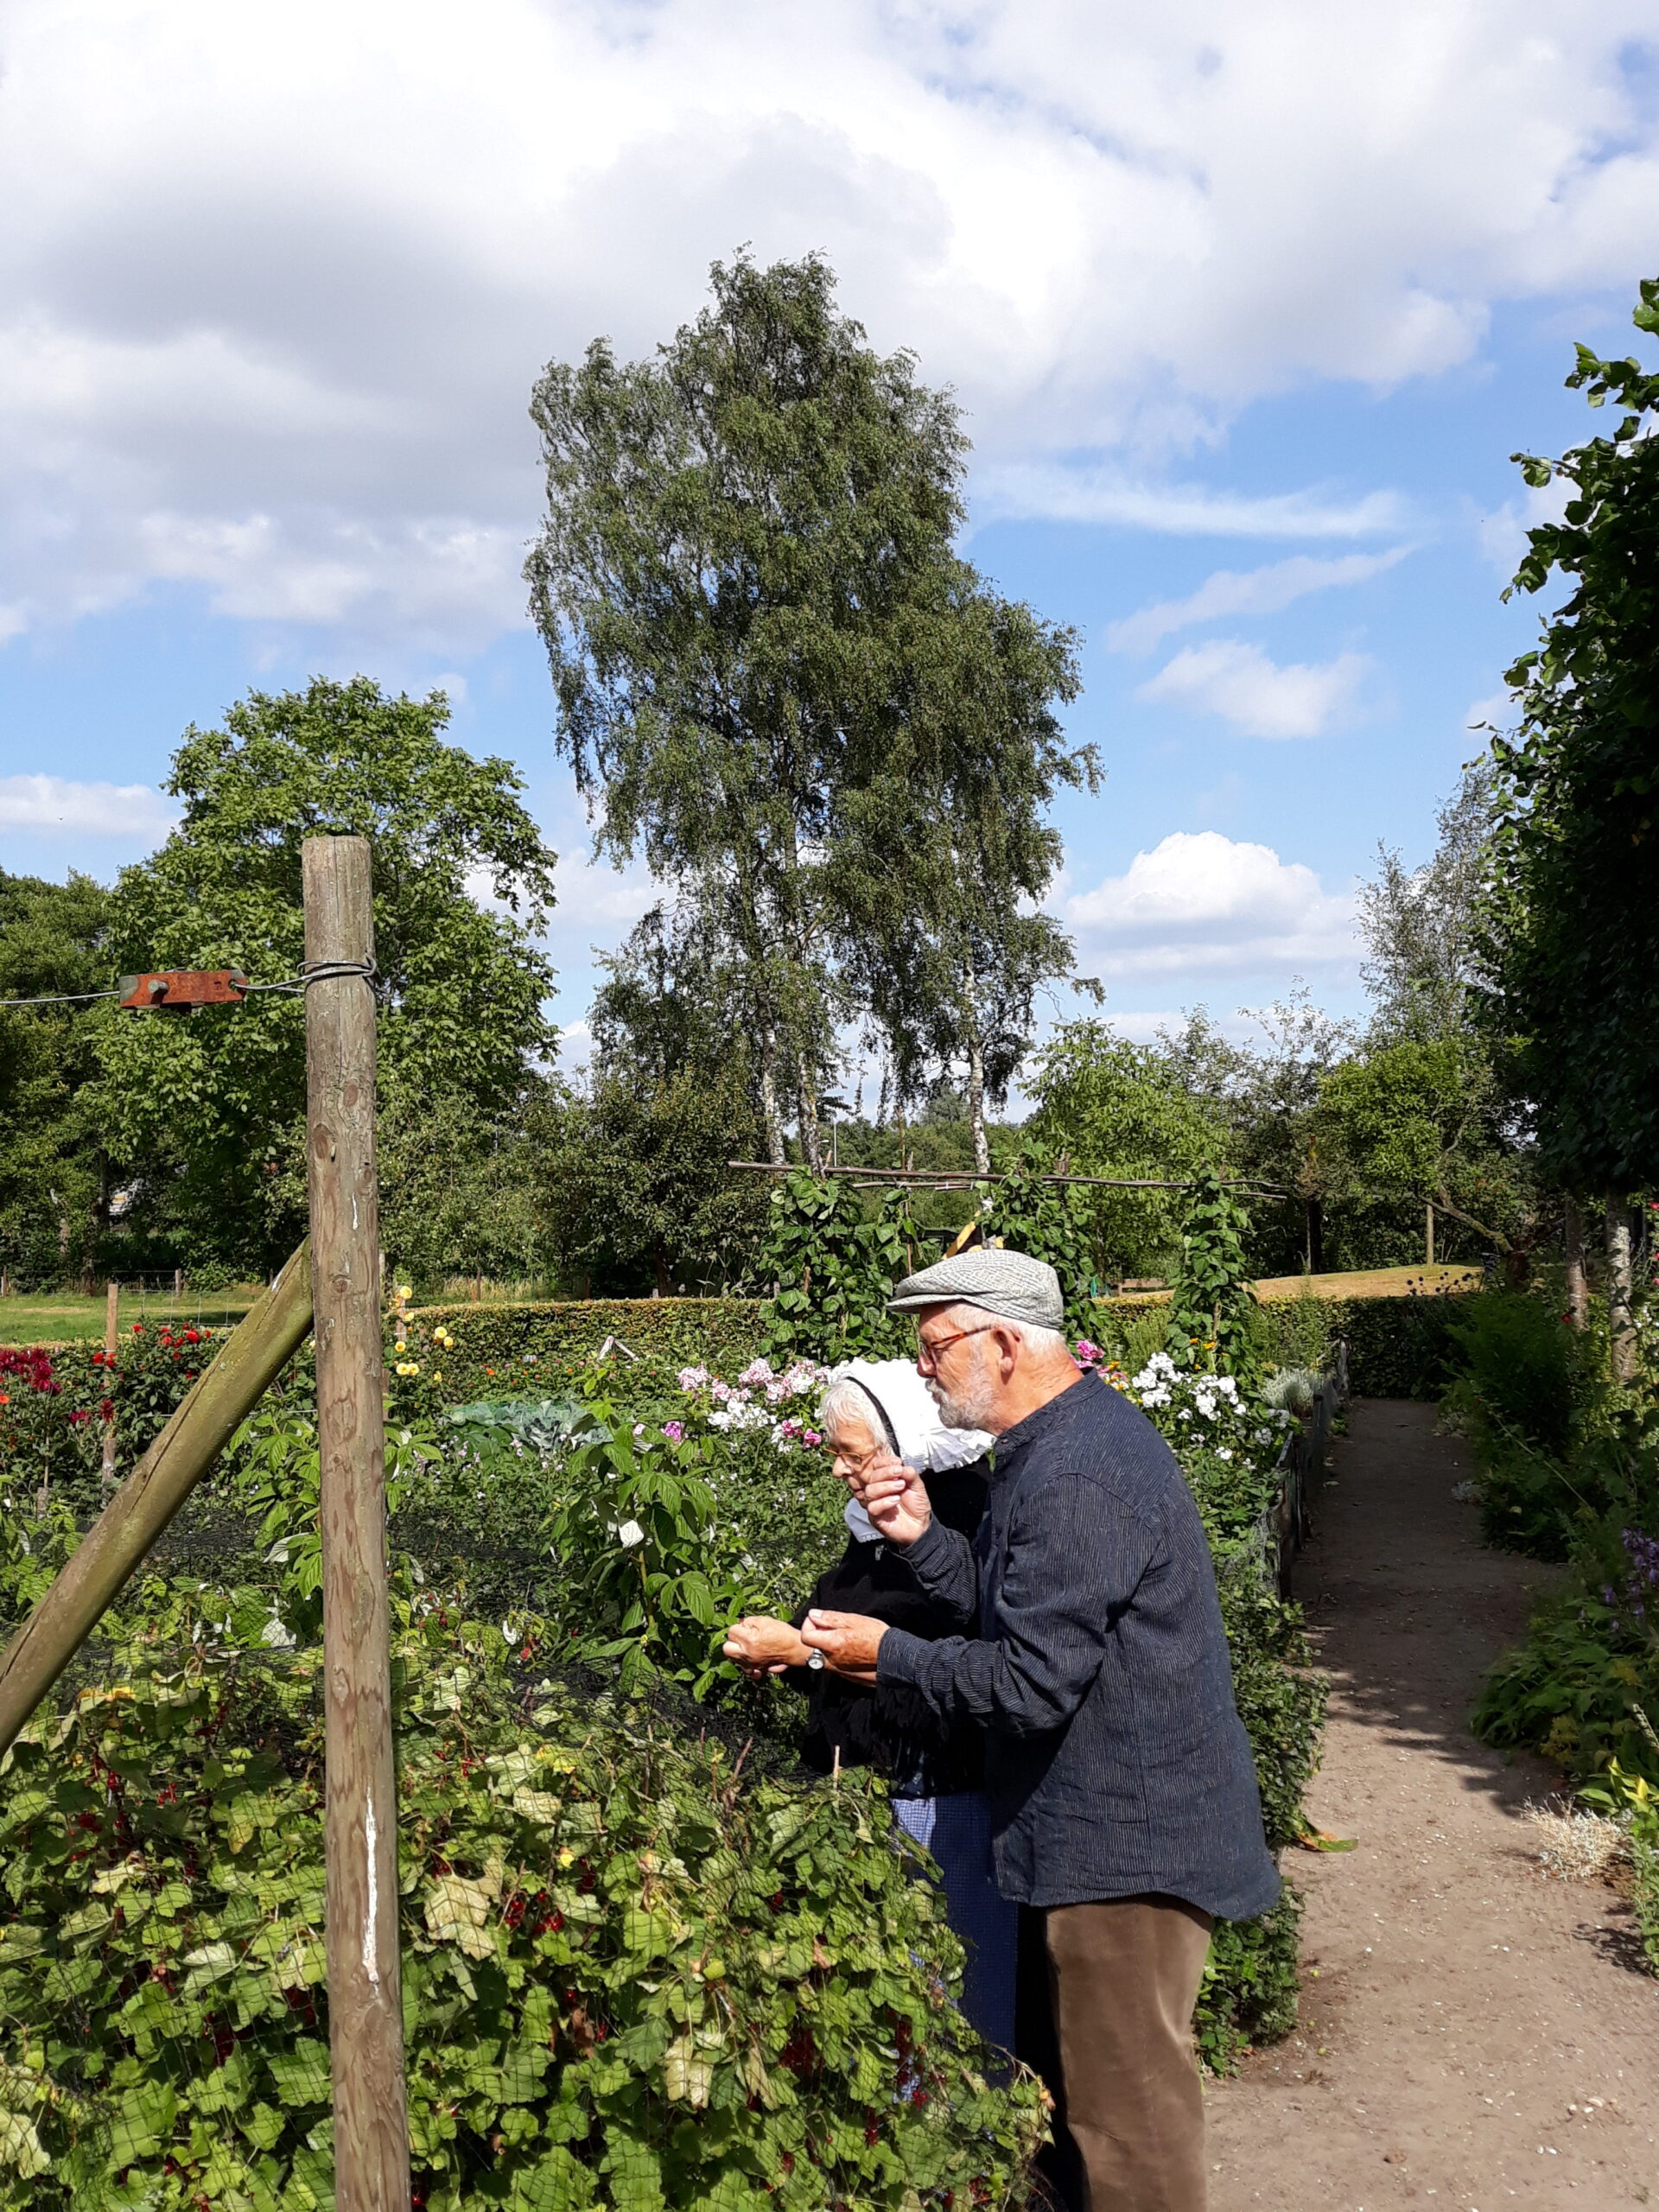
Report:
432,1370,443,1384
397,1286,412,1301
395,1361,420,1377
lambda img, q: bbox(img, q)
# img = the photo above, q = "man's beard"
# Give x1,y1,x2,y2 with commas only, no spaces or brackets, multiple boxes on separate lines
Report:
927,1342,995,1431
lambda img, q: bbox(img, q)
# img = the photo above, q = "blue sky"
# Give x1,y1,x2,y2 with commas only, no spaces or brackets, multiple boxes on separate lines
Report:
0,2,1653,1078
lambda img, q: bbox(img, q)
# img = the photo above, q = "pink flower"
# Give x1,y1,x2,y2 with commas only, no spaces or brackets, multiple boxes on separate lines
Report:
662,1421,685,1443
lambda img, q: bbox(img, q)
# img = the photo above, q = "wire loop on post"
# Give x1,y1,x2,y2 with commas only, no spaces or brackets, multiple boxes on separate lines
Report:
297,957,378,989
239,959,381,999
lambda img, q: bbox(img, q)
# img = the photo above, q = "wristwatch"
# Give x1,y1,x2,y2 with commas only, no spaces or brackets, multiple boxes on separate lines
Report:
805,1649,826,1671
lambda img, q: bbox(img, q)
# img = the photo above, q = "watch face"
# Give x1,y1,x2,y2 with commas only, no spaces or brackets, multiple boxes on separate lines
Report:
806,1649,826,1670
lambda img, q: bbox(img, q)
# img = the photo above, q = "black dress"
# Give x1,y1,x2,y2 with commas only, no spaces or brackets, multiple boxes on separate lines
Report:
786,1459,989,1796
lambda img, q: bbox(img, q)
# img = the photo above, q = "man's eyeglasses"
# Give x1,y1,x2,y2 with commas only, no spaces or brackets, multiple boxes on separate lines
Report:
915,1321,998,1374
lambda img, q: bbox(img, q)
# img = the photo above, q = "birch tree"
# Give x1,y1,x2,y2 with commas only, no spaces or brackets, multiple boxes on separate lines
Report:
527,252,969,1166
527,252,1090,1170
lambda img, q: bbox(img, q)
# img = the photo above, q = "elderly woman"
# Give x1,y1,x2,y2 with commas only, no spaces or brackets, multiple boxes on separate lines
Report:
722,1357,1015,2050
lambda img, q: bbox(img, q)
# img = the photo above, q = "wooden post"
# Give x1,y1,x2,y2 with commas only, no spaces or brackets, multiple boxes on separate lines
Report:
0,1244,313,1759
1425,1200,1435,1269
100,1280,119,1493
302,836,409,2211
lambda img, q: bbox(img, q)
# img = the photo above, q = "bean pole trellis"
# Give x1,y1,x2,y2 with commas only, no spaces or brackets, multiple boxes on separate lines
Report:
734,1166,1478,1274
730,1160,1291,1197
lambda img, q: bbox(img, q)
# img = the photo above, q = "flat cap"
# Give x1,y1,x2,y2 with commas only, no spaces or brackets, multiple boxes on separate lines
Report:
886,1247,1065,1332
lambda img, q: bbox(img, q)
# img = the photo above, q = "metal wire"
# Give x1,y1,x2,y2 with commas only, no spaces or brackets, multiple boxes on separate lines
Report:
0,987,124,1009
1,958,378,1011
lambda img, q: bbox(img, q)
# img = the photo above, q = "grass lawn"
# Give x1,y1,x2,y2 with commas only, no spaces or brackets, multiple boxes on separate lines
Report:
0,1284,265,1347
1112,1263,1482,1307
2,1262,1484,1347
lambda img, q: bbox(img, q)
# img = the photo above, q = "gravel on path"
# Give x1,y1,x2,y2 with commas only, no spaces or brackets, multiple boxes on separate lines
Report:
1205,1396,1659,2210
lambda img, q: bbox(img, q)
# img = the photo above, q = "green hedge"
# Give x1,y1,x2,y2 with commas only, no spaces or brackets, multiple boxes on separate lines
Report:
1306,1290,1475,1398
406,1298,772,1402
1094,1287,1478,1401
415,1286,1478,1408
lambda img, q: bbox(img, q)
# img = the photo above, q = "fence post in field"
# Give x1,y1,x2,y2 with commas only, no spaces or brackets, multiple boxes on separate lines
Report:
302,835,410,2211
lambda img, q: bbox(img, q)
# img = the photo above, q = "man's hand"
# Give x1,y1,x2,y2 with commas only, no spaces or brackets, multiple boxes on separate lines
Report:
722,1616,810,1678
857,1457,933,1547
801,1609,887,1684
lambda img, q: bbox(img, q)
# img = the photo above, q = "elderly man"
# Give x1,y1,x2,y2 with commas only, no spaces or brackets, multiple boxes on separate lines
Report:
802,1249,1278,2212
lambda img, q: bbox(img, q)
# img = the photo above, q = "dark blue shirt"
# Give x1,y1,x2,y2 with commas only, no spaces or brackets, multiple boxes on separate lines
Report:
875,1370,1281,1920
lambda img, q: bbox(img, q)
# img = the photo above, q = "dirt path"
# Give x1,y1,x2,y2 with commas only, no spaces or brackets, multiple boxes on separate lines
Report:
1206,1397,1659,2210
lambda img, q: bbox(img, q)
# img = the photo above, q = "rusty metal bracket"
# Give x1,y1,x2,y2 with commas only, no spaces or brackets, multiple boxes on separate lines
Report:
118,969,249,1011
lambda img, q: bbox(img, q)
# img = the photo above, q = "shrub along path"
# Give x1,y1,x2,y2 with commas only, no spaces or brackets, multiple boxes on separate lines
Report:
1205,1397,1659,2209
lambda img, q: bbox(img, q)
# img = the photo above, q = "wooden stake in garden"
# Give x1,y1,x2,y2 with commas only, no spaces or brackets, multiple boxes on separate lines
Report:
100,1278,119,1492
302,835,410,2211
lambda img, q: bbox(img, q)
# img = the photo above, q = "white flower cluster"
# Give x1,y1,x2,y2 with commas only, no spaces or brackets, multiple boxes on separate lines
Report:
1115,1351,1292,1473
676,1357,832,1451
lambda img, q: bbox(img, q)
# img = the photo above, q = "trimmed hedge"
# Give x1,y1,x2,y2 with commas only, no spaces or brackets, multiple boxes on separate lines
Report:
406,1298,772,1405
1095,1287,1478,1402
1287,1290,1474,1399
406,1287,1478,1409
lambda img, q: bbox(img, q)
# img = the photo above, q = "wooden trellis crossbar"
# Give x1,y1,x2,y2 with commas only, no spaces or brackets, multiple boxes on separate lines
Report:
728,1160,1290,1198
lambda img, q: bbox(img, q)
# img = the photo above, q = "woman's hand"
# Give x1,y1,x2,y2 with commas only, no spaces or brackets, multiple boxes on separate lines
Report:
722,1615,810,1678
857,1456,933,1547
801,1609,887,1683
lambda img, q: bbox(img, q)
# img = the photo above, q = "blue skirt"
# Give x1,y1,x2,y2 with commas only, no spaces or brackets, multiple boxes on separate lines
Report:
892,1790,1017,2054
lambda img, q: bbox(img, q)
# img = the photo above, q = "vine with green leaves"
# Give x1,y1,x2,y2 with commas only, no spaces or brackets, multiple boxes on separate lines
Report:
756,1170,921,1363
1165,1169,1260,1376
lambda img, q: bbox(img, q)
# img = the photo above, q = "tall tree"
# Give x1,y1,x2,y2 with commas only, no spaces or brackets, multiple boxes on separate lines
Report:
1359,761,1499,1040
95,678,557,1275
538,899,770,1294
836,581,1091,1173
525,251,1089,1167
1484,279,1659,1371
1026,1019,1224,1279
0,871,112,1285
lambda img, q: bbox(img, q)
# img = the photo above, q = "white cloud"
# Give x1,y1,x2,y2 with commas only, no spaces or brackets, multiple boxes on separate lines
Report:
974,474,1412,541
1476,474,1573,578
550,851,661,930
1461,689,1516,741
1066,831,1356,978
1101,1006,1265,1047
0,2,1652,645
1108,549,1412,655
0,773,176,837
1138,639,1370,738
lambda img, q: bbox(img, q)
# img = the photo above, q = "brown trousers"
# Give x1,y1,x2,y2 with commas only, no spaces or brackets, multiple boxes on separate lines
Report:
1015,1896,1214,2212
